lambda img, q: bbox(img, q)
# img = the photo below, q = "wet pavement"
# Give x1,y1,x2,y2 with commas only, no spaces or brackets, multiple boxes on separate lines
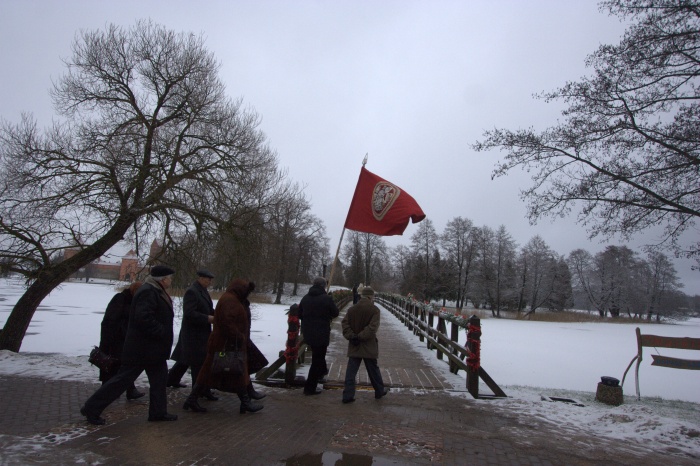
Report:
0,305,696,465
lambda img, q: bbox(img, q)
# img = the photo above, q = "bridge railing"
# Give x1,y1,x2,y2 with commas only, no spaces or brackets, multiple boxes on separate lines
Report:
376,293,506,399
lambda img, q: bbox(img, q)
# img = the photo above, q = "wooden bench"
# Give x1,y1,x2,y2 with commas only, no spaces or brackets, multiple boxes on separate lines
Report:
621,327,700,400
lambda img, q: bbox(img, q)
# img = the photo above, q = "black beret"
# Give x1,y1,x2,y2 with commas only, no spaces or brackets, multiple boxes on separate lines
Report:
197,269,214,278
151,265,175,277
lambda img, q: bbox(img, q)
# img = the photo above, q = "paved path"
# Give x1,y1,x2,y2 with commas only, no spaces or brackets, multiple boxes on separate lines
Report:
0,303,695,465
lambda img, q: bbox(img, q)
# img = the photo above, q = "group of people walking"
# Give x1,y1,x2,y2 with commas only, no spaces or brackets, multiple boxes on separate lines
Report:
81,269,387,426
81,267,266,425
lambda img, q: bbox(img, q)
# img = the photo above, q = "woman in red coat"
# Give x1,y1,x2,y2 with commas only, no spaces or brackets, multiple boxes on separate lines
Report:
183,278,263,414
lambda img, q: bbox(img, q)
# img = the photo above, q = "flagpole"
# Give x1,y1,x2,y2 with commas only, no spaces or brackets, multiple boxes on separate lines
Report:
326,227,345,291
326,154,368,292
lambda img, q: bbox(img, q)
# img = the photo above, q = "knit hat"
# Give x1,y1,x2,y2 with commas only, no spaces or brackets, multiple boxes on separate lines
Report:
313,277,327,288
151,265,175,277
361,286,375,297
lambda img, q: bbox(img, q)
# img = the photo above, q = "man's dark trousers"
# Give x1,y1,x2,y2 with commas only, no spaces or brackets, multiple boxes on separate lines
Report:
167,361,189,385
83,361,168,419
342,357,385,401
304,345,328,393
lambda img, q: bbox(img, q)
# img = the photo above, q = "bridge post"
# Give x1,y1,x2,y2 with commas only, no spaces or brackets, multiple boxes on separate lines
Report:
427,312,434,349
284,305,301,386
436,316,446,358
467,315,482,398
450,320,460,374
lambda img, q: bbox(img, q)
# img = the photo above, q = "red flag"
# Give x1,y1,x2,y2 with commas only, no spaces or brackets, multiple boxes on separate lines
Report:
344,167,426,236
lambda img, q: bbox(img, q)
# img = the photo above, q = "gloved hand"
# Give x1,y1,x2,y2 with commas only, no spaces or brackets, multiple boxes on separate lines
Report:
350,334,360,346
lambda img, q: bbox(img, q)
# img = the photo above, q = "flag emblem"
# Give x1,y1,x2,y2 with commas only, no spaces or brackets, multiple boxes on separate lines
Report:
372,182,401,221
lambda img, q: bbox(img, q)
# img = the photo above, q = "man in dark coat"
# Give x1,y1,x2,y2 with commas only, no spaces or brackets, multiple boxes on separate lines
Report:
167,270,216,398
298,277,339,395
80,265,178,425
341,286,389,403
98,282,144,400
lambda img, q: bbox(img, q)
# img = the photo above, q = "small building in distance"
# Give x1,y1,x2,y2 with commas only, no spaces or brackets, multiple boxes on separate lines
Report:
63,240,161,282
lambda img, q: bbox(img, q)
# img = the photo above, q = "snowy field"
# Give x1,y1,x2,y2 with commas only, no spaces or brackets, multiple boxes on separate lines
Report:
1,277,699,457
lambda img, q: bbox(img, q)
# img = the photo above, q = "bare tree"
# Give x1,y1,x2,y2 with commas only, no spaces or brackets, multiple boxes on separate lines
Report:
290,215,328,296
440,216,478,310
0,21,280,351
492,225,518,316
410,218,439,300
567,248,599,312
343,231,365,287
473,1,700,259
342,231,389,288
266,185,323,304
644,251,682,320
392,244,417,295
520,235,556,316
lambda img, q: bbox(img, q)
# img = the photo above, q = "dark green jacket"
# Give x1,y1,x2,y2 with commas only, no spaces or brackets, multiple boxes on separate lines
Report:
342,297,380,359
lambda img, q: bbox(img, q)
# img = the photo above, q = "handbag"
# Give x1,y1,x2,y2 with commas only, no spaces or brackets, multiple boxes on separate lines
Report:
88,346,118,372
211,339,245,376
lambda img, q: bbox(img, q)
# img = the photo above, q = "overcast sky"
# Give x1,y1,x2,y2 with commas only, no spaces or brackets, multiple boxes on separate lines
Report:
1,1,699,294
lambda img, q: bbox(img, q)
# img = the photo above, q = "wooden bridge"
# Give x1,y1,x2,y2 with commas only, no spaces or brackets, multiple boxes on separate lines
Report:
257,293,506,398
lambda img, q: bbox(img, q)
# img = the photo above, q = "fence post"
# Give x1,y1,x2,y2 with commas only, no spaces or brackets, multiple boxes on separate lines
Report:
284,305,301,386
417,305,425,342
427,311,435,348
467,315,482,398
450,320,460,374
436,316,447,357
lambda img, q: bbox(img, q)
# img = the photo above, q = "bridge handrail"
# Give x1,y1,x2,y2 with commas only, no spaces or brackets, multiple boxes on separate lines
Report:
377,295,471,368
376,293,506,398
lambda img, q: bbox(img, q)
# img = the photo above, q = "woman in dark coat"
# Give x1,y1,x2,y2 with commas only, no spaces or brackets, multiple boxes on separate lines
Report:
99,282,144,400
183,278,263,414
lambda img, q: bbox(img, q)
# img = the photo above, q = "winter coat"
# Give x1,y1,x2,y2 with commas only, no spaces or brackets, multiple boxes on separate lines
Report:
98,289,133,381
121,277,174,366
342,297,380,359
298,284,339,348
171,280,214,366
197,278,254,393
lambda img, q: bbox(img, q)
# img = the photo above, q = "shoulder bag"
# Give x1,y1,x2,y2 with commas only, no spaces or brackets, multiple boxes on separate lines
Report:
211,339,245,376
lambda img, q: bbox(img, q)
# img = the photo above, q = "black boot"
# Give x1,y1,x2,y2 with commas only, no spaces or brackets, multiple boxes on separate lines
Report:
183,385,207,413
238,393,263,414
247,382,266,400
126,386,145,400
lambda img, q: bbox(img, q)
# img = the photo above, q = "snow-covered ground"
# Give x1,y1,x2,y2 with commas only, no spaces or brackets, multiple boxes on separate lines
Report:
1,278,699,457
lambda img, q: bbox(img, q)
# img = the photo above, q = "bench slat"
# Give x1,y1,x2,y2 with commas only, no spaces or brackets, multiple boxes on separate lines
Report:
651,354,700,370
640,334,700,351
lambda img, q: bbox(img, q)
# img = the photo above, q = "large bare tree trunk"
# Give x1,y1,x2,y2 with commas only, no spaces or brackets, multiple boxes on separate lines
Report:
0,221,133,352
1,276,63,352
